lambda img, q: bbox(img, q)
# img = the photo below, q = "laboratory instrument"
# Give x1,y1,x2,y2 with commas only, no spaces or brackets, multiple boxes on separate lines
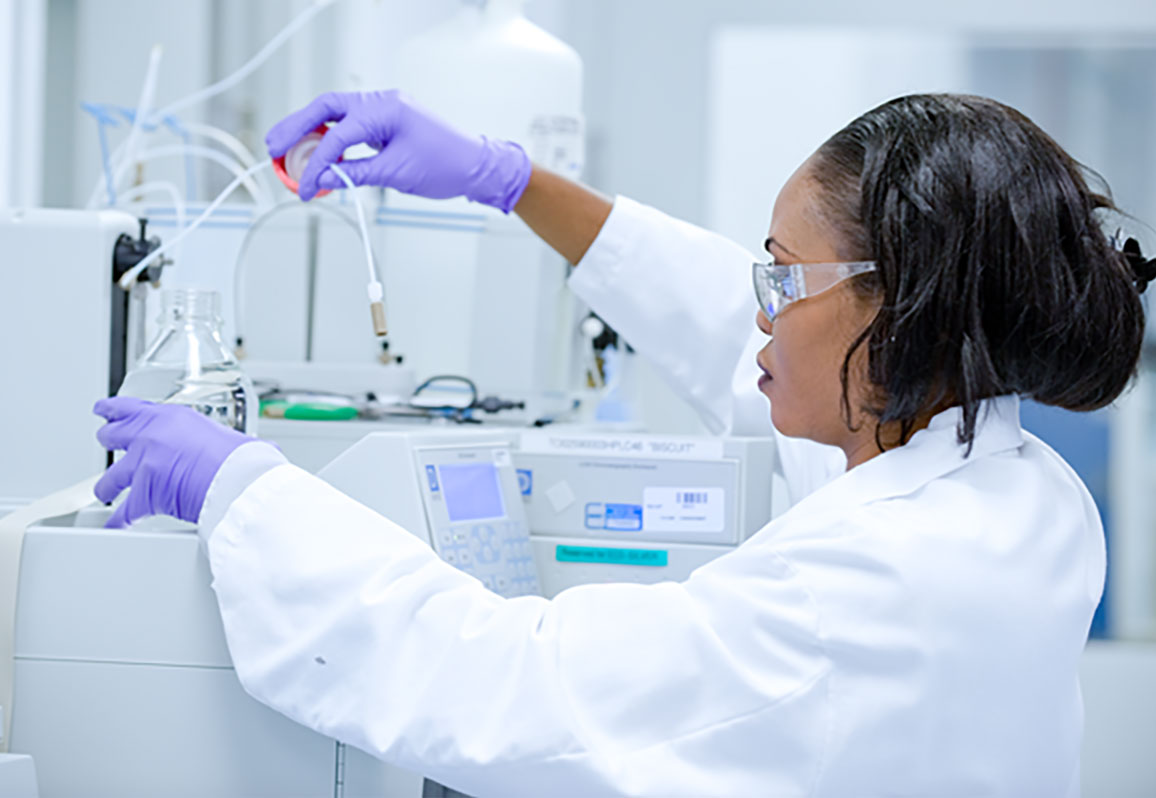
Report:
0,754,37,798
0,208,141,504
8,509,420,798
70,0,592,421
319,430,540,598
7,424,777,794
514,431,775,595
316,428,775,597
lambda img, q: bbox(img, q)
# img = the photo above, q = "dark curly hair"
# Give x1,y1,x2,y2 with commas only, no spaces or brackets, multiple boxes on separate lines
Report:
808,93,1147,453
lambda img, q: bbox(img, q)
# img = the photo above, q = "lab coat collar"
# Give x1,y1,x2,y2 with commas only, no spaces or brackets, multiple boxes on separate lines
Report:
784,395,1024,520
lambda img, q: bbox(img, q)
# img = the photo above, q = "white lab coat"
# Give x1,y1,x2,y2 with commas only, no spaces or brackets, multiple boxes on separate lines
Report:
199,197,1105,797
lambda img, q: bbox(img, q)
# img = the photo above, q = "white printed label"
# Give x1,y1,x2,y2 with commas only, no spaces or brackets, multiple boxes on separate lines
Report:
492,449,511,467
546,480,576,513
519,432,724,461
529,114,585,180
642,487,725,533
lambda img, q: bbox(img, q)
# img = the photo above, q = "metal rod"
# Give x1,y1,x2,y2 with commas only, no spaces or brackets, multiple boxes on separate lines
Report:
305,212,320,362
333,741,346,798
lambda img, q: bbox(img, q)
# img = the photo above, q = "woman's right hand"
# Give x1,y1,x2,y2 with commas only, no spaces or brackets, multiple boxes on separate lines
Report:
265,90,532,210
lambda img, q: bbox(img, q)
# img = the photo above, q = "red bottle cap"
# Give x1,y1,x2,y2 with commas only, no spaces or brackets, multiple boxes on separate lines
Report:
272,124,342,198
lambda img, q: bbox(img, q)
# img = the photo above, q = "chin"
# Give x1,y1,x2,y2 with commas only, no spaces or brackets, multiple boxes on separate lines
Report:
768,401,794,437
767,397,810,440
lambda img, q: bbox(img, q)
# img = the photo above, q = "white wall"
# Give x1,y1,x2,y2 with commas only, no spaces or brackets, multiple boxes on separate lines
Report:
706,29,969,252
561,0,1156,227
1,0,46,208
550,1,1156,434
29,0,1156,214
1081,642,1156,797
0,1,13,207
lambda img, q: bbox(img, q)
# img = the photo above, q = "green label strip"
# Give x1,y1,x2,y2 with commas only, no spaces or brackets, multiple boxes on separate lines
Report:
555,545,668,567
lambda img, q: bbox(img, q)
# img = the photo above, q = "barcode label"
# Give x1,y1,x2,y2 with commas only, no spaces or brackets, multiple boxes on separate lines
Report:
643,487,725,534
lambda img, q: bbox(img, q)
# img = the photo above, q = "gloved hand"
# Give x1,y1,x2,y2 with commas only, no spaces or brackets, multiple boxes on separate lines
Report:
265,90,533,208
93,397,253,528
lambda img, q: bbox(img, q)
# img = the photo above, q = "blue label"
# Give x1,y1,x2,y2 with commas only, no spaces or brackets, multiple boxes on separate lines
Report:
583,502,641,531
516,469,533,496
604,503,642,531
555,545,668,567
425,465,439,492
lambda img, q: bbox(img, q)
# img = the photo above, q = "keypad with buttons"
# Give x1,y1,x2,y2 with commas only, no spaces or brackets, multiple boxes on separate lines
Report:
431,520,540,598
417,444,541,599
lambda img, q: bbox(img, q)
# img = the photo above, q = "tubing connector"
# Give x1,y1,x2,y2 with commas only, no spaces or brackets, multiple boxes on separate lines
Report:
368,280,387,336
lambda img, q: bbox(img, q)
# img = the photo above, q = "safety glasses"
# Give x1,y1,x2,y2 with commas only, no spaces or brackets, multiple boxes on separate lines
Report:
752,258,877,321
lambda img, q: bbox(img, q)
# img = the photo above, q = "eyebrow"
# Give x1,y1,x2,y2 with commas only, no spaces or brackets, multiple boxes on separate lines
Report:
764,236,800,259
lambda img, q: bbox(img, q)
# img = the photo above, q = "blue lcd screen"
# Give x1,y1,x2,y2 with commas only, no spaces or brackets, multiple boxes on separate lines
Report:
437,462,506,522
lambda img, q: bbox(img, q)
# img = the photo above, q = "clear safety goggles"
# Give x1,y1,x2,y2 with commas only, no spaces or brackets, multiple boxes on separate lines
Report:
752,258,877,320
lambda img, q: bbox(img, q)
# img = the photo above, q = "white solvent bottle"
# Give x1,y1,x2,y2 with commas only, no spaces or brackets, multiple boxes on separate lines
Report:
379,0,587,409
394,0,584,184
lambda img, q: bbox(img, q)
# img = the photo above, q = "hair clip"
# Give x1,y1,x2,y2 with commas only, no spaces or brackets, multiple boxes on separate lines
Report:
1121,237,1156,294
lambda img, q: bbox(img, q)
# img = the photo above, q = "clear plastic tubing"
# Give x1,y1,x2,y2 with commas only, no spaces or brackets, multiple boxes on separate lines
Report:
116,179,187,260
150,0,338,123
118,161,273,289
118,159,386,339
88,0,337,208
329,163,387,336
232,201,363,354
129,145,270,206
182,121,261,168
111,45,164,206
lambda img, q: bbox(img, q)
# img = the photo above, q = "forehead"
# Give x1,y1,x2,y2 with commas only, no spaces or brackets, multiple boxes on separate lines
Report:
766,160,842,263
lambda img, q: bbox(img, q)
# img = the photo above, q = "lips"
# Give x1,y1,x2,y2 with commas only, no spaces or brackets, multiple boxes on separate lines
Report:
756,355,774,392
756,356,773,381
757,364,773,392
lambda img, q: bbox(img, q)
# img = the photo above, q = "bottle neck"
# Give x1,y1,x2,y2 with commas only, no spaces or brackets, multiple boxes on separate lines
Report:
162,289,222,329
463,0,525,20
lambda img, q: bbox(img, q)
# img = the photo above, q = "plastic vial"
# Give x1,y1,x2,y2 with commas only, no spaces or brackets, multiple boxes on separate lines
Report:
118,288,256,434
284,131,322,183
272,126,336,198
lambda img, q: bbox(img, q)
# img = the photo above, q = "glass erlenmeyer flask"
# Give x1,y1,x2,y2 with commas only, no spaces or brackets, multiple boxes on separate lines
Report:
118,289,256,434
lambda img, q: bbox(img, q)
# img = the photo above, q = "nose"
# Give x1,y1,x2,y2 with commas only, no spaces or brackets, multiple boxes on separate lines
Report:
755,308,774,337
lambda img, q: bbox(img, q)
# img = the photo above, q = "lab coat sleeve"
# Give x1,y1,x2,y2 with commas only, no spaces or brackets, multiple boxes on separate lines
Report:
197,440,288,531
568,196,845,503
568,196,755,436
199,459,830,797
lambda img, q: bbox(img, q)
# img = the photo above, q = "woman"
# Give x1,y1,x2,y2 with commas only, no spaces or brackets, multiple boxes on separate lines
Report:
94,92,1155,796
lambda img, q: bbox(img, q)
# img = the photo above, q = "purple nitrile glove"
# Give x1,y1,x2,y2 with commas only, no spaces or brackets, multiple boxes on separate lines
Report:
93,397,252,529
265,90,533,209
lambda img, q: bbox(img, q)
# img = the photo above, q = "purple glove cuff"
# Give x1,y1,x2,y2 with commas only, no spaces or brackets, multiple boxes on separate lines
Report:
93,397,253,528
465,137,533,214
176,437,256,523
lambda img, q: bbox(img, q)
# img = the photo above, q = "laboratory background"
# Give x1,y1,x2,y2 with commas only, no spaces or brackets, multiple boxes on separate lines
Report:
1,0,1155,795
